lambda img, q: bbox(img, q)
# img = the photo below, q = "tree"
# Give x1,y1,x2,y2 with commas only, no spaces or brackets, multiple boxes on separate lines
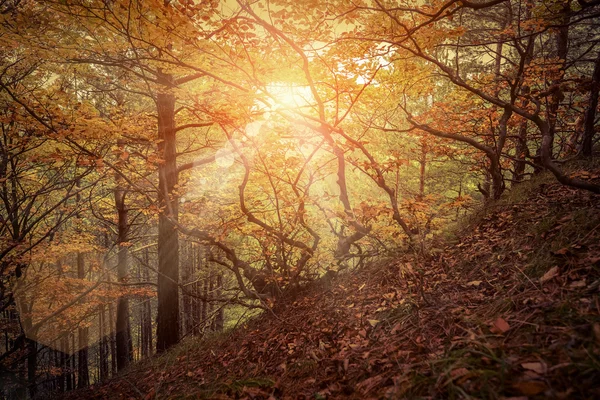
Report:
358,0,600,195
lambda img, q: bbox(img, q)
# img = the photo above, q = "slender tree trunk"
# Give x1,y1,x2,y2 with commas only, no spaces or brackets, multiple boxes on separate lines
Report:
209,275,215,331
156,74,180,352
55,347,64,392
114,147,133,370
141,247,152,358
59,337,67,392
65,339,72,391
99,304,108,381
70,333,76,389
201,272,209,332
76,251,89,388
27,338,37,398
512,31,536,181
490,156,504,200
193,246,203,335
182,242,193,336
582,50,600,156
490,109,512,199
546,4,570,157
513,121,528,183
215,274,224,332
418,143,427,200
108,302,116,376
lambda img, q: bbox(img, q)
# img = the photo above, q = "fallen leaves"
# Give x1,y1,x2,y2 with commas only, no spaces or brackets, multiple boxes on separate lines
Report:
65,170,600,400
356,375,384,394
490,317,511,334
512,380,547,395
540,266,559,283
521,361,547,375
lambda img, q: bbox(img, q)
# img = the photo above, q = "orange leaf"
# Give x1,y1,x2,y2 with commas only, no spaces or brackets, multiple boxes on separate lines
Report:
490,317,510,334
540,266,559,283
521,362,546,374
512,380,546,395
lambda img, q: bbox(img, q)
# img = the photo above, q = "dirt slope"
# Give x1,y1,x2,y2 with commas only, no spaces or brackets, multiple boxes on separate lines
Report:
69,168,600,400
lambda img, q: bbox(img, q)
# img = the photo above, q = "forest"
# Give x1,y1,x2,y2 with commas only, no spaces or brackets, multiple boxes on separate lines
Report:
1,0,599,398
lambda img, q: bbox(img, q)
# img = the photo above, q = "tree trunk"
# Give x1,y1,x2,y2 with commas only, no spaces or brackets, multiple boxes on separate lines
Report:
214,274,224,332
546,4,570,157
156,74,180,352
209,274,215,331
182,242,193,336
418,143,427,200
193,246,203,335
61,337,68,392
27,338,37,398
114,168,132,370
582,50,600,156
99,304,108,381
513,120,528,183
141,248,152,358
70,333,76,390
108,302,116,376
201,273,209,332
76,251,89,388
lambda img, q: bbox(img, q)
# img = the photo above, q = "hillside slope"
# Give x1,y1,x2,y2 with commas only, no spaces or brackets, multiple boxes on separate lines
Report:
70,168,600,400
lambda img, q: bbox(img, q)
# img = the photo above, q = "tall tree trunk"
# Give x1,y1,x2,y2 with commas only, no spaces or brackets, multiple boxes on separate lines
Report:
99,304,108,381
27,338,37,398
108,302,116,376
65,339,72,391
546,2,570,157
513,121,528,183
582,50,600,156
418,143,427,200
76,251,89,388
55,347,63,392
214,274,224,332
491,108,512,199
156,74,180,353
70,333,76,390
141,247,152,358
59,337,68,392
115,166,132,370
201,272,209,333
209,274,215,331
193,246,203,335
182,242,193,336
512,30,535,182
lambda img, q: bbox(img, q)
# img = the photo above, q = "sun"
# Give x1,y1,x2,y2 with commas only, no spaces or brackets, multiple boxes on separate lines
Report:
263,82,314,113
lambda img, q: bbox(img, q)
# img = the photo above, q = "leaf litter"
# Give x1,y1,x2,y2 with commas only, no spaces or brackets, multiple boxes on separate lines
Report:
68,171,600,399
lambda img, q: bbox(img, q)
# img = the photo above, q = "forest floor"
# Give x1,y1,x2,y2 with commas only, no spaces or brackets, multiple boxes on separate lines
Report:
69,163,600,400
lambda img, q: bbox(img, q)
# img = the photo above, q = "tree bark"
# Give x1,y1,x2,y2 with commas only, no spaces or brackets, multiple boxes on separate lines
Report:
182,242,192,336
115,164,132,370
193,246,203,335
201,272,209,332
99,304,108,381
76,251,89,388
418,143,427,200
546,3,570,157
214,274,224,332
141,247,152,358
108,302,116,376
582,50,600,156
156,74,180,352
27,338,37,398
513,120,528,183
